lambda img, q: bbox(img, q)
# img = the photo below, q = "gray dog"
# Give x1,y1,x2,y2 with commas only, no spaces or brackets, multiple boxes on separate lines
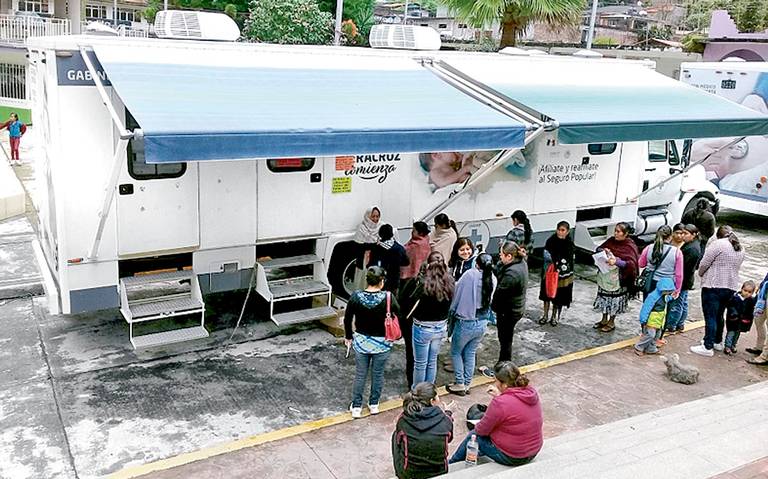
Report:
661,354,700,385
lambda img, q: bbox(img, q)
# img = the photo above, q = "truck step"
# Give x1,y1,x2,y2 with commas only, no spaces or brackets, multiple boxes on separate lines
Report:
269,277,331,300
121,270,193,287
272,306,337,327
129,295,204,321
258,254,321,270
131,326,209,349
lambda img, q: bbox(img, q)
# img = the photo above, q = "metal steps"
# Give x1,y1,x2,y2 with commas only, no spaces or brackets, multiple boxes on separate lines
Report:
119,269,206,349
130,326,209,349
254,250,335,328
272,306,337,327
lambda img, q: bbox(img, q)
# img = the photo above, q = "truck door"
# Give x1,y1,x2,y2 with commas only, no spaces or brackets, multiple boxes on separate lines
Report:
638,140,683,209
257,158,324,239
116,137,200,256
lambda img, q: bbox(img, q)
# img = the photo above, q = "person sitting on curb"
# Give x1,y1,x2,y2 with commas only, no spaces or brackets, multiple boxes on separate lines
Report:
392,382,453,479
449,362,542,467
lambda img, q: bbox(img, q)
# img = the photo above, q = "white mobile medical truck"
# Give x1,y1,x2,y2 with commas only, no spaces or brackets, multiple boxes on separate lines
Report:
27,33,768,348
681,61,768,217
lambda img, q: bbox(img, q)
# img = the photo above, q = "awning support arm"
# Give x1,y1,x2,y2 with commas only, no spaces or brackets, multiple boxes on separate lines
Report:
628,136,746,203
418,126,547,223
79,46,133,260
88,138,129,260
78,47,132,139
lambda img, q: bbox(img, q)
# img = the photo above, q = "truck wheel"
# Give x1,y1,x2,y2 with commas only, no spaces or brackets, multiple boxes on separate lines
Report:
683,194,719,218
327,241,359,300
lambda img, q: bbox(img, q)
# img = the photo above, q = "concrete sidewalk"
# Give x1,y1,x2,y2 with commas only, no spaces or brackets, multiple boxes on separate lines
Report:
137,324,768,479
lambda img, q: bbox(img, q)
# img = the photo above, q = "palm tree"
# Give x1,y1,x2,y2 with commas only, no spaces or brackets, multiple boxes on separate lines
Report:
440,0,585,48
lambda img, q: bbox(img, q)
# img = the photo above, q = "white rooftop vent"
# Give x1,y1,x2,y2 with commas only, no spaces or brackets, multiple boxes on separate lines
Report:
722,57,747,62
154,10,240,41
84,21,118,36
369,25,441,51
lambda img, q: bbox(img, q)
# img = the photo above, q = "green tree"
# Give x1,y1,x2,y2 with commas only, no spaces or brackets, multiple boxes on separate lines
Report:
224,2,237,18
437,0,585,48
317,0,374,44
243,0,333,44
681,0,768,33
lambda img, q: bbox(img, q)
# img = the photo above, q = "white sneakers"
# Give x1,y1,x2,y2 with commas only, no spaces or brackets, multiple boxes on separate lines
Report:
713,342,725,352
349,404,362,419
349,403,379,418
690,344,714,357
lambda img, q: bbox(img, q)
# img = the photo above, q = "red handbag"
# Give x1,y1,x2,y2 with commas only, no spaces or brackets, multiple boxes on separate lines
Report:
384,292,402,341
545,264,559,299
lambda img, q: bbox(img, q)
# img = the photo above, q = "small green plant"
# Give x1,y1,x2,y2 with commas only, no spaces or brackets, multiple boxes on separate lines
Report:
593,36,618,46
224,3,237,19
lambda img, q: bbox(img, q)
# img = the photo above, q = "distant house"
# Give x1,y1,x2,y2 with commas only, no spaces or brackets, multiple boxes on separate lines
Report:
0,0,150,121
703,10,768,61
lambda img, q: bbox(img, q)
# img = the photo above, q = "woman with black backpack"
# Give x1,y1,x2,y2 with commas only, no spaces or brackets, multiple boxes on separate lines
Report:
392,382,453,479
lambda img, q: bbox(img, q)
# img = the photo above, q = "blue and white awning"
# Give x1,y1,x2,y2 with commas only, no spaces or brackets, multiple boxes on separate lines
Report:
92,45,528,163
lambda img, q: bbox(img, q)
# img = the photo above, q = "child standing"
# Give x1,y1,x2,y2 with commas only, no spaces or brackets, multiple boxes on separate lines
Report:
0,113,27,165
724,280,757,355
635,278,676,356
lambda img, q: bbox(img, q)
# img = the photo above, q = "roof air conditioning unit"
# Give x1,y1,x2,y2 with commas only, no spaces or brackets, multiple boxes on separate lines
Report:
369,25,441,51
154,10,240,41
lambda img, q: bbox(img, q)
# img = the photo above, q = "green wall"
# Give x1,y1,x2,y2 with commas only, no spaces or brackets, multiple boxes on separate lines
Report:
0,105,31,124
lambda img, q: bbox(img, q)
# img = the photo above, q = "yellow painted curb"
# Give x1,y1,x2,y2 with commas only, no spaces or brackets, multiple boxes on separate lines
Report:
109,320,704,479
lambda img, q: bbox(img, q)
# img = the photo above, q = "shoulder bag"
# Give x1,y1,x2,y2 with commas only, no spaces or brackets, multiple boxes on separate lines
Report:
384,292,402,342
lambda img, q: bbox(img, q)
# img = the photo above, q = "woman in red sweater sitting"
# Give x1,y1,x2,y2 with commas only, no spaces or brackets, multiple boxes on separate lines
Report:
449,361,543,466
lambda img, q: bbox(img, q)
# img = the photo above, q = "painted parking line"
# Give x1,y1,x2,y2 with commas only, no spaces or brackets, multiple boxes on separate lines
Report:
109,320,705,479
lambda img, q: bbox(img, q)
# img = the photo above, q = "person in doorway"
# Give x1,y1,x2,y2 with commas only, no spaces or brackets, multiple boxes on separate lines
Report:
448,237,476,282
353,207,382,288
747,272,768,365
401,221,431,282
429,213,458,263
664,224,702,334
446,254,496,396
691,226,745,357
505,210,533,255
369,224,409,293
538,221,574,326
392,382,454,479
634,278,675,356
0,112,27,165
724,280,757,355
449,362,542,467
479,241,528,377
344,266,399,418
681,198,716,256
593,222,639,333
400,251,455,388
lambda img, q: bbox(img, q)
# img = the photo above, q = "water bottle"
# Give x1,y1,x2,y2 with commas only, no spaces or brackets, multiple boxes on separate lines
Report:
465,434,478,466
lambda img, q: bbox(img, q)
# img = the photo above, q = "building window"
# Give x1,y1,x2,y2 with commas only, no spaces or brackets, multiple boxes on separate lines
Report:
438,23,448,29
18,0,45,12
126,110,186,180
458,23,467,28
85,4,107,18
420,23,428,27
0,63,26,100
117,8,135,22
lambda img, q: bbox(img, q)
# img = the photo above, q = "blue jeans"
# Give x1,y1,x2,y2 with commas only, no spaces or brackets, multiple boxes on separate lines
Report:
701,287,734,350
665,290,688,332
725,330,741,349
449,433,535,466
352,349,391,408
451,319,487,386
412,320,447,387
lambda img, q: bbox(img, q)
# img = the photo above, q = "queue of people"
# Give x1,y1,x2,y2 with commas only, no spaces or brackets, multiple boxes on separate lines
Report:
342,205,766,478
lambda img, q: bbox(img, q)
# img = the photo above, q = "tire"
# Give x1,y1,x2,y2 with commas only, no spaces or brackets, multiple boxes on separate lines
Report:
327,241,359,300
683,193,719,220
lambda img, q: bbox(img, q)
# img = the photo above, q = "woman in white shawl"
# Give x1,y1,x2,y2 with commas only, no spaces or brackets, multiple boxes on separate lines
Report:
353,207,381,287
430,213,458,262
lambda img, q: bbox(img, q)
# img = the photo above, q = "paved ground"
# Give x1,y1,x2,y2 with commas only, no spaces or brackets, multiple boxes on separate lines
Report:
712,457,768,479
138,323,768,479
1,129,767,478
